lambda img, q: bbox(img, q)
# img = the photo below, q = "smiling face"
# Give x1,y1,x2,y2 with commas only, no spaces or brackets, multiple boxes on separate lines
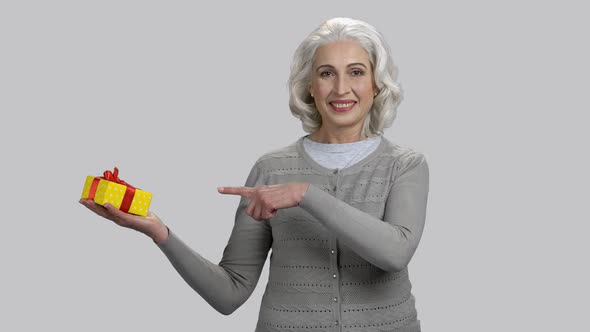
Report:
309,39,378,142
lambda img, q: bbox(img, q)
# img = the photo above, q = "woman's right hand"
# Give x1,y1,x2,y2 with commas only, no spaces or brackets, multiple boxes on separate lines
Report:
79,198,169,244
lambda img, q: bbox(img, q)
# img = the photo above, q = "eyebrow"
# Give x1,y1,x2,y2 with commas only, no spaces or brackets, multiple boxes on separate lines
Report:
315,63,368,72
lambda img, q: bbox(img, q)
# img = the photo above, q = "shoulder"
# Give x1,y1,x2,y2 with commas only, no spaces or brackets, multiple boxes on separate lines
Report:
379,137,428,175
252,138,304,172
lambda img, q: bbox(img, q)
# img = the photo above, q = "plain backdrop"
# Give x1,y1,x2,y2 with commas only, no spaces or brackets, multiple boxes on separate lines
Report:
1,0,588,331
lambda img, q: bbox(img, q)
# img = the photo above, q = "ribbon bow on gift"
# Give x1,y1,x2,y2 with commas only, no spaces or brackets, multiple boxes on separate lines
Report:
87,167,138,213
101,167,135,189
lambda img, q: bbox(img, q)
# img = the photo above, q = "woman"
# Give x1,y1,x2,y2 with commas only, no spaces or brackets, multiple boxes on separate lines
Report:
80,17,429,332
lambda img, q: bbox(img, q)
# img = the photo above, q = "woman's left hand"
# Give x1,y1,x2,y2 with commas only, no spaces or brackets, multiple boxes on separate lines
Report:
218,182,310,221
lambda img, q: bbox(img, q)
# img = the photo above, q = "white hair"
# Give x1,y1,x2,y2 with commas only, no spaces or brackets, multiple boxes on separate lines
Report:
288,17,403,139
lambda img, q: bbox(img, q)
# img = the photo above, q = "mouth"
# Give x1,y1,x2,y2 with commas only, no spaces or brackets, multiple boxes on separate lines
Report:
329,101,356,112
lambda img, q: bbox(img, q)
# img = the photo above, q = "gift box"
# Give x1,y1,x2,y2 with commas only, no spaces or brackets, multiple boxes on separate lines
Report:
81,167,152,216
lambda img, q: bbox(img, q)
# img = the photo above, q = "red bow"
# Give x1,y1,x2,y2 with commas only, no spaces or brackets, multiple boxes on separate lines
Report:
88,167,137,213
101,167,135,189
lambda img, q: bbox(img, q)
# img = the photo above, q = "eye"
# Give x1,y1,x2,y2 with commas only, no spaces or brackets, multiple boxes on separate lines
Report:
351,69,365,76
319,71,334,77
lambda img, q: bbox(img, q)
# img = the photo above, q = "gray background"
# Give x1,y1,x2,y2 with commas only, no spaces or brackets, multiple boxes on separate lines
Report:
1,0,588,331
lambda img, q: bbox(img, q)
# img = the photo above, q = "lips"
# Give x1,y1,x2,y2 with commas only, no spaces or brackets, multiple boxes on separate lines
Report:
329,100,357,112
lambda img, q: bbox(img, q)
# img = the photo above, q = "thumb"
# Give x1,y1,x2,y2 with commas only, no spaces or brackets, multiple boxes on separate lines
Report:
103,203,143,228
104,203,129,219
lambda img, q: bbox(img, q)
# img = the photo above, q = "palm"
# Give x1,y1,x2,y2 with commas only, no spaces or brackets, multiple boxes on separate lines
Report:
79,198,162,236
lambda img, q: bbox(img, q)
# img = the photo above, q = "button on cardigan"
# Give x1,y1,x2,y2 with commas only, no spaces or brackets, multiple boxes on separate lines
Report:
157,135,430,332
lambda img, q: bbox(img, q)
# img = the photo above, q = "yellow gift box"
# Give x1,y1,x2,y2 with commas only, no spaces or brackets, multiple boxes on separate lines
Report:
81,167,152,216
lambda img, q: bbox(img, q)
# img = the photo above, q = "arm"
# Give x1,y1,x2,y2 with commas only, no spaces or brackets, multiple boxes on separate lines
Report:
298,152,429,272
156,162,272,315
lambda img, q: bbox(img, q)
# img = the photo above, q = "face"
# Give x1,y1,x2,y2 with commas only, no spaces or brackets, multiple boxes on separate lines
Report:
309,39,378,137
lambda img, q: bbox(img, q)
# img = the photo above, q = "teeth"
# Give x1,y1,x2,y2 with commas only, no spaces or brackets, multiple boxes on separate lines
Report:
331,102,355,108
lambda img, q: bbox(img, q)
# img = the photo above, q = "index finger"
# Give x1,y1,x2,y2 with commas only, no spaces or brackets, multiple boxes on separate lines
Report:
218,186,254,197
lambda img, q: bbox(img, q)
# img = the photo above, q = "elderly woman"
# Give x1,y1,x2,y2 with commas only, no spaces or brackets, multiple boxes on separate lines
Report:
80,17,429,332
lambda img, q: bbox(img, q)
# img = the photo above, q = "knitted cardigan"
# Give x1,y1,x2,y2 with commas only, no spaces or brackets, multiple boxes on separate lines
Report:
157,135,430,332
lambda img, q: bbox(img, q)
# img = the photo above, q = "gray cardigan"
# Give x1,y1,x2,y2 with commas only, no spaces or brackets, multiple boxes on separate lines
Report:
157,135,429,332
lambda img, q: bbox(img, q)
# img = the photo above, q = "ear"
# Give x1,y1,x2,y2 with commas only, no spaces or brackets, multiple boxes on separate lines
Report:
372,81,380,96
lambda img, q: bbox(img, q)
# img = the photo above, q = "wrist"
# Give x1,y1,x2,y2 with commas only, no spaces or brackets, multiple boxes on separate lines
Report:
298,183,310,205
151,224,169,244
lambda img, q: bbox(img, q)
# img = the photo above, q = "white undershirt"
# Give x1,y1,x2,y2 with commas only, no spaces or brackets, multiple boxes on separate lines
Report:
302,135,382,170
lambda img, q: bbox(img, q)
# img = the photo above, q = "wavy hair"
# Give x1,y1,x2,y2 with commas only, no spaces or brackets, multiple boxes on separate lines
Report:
288,17,403,139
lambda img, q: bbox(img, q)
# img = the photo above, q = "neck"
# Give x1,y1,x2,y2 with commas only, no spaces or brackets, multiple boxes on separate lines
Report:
308,128,365,144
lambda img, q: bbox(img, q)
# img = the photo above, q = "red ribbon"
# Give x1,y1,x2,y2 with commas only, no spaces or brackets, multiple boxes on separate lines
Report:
87,167,137,213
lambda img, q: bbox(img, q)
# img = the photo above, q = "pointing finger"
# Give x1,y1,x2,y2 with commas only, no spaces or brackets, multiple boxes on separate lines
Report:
218,186,254,198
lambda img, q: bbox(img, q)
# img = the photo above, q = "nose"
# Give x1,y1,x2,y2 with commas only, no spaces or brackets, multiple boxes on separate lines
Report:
334,75,351,95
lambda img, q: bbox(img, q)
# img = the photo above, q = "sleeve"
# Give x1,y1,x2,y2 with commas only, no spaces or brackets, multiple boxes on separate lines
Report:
156,162,272,315
298,152,429,272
